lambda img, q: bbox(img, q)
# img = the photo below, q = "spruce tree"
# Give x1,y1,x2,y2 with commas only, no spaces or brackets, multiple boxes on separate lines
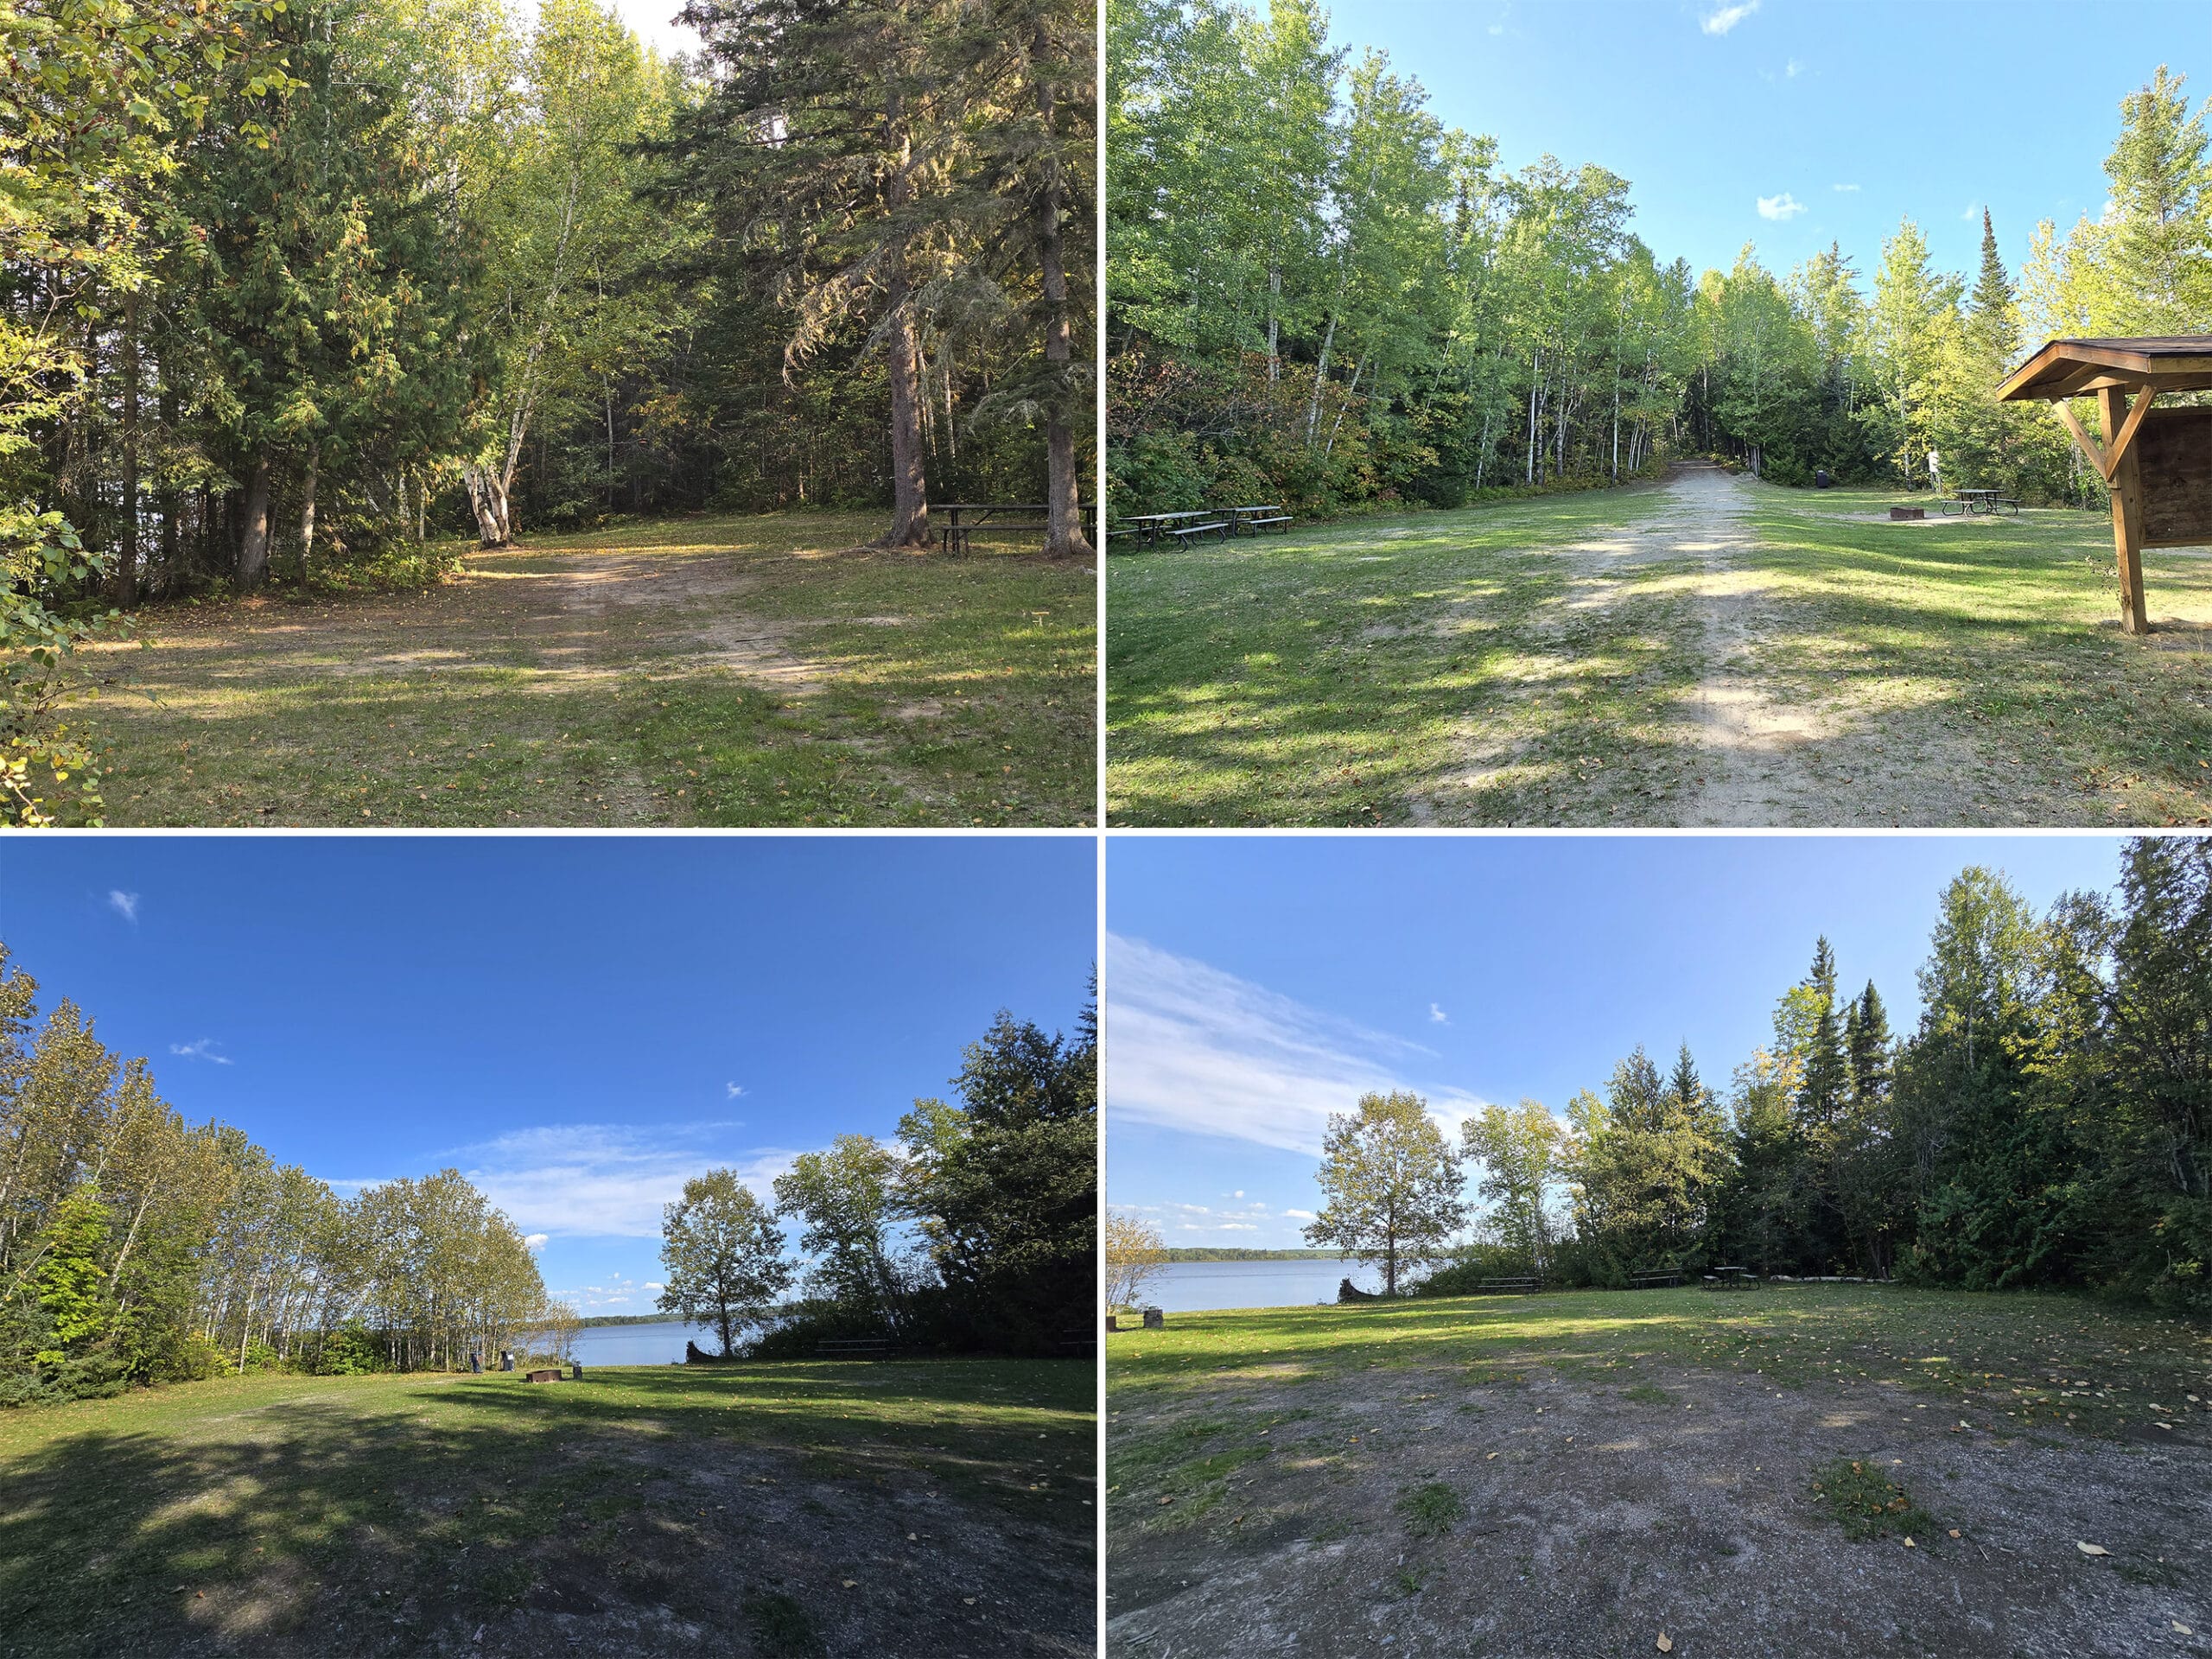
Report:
1967,208,2018,369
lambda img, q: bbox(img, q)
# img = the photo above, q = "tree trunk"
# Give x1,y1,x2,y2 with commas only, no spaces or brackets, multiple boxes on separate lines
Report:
884,301,931,547
298,442,320,575
1033,28,1091,560
1307,312,1338,446
236,458,274,590
117,293,141,606
463,463,510,547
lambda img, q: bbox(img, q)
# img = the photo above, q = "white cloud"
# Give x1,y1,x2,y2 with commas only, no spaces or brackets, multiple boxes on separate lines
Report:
168,1038,232,1065
439,1122,798,1238
645,1281,663,1291
1962,201,1982,221
1785,57,1802,77
108,890,139,923
1103,934,1484,1156
1285,1208,1317,1220
1700,0,1758,35
524,1233,548,1252
1429,1002,1449,1025
1757,192,1806,221
726,1083,745,1098
1833,182,1860,193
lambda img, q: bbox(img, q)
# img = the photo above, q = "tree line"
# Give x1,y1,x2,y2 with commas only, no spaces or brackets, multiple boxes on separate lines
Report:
658,1000,1097,1358
0,944,569,1404
3,0,1093,821
1302,838,2212,1318
1108,0,2209,514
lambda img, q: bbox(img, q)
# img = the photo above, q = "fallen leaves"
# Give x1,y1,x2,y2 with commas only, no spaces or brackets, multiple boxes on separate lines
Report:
1656,1635,1673,1653
2075,1541,2109,1557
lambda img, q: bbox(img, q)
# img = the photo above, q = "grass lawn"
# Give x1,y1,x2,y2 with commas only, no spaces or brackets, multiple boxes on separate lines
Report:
78,512,1096,827
1107,1285,2212,1657
1105,468,2212,827
0,1357,1095,1658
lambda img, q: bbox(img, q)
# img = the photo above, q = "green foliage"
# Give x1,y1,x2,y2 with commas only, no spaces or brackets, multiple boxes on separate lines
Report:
1808,1458,1936,1542
1303,1090,1464,1295
898,996,1097,1353
657,1171,793,1358
1112,6,2183,517
1395,1480,1465,1538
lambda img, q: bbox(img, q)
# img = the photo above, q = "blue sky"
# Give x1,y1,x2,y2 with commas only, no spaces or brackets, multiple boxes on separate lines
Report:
0,836,1096,1312
1323,0,2201,294
1106,834,2141,1248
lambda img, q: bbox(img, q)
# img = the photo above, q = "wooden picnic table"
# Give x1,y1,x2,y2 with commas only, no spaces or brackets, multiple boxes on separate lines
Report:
1942,487,2019,517
1225,504,1294,536
1122,509,1230,547
934,502,1096,555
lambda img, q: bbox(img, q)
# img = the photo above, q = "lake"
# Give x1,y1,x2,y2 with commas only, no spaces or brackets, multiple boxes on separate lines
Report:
568,1319,721,1366
1141,1258,1379,1313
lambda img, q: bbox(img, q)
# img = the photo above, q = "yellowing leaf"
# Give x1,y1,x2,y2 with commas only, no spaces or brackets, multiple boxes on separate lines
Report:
2075,1541,2109,1557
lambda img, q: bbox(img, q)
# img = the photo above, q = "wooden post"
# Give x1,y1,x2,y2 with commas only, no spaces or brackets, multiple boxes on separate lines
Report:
2102,385,2150,634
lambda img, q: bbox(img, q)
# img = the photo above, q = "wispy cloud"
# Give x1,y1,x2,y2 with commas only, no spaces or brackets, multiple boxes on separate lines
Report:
523,1233,548,1253
435,1122,795,1239
726,1083,745,1098
1961,201,1982,221
1700,0,1758,35
108,891,139,923
168,1038,232,1065
1429,1002,1450,1025
1104,935,1483,1157
1833,182,1861,193
1757,192,1807,221
1785,57,1802,77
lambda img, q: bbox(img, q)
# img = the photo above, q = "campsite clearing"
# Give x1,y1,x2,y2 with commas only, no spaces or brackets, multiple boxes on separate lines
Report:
79,512,1096,828
1106,1285,2212,1657
1106,467,2212,827
0,1357,1095,1659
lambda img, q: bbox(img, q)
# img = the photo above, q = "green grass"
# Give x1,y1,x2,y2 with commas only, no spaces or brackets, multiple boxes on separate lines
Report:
1106,477,2212,825
1395,1480,1465,1538
79,511,1095,826
1808,1456,1936,1541
0,1357,1092,1656
1106,1284,2212,1451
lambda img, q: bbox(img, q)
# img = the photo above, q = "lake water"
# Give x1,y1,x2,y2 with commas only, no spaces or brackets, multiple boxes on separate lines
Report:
1142,1258,1379,1313
568,1319,721,1366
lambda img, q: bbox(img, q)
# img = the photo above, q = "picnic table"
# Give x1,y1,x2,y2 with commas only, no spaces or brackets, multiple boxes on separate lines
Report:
1940,487,2020,517
1473,1275,1542,1295
1226,504,1294,535
1701,1267,1758,1291
1629,1268,1684,1289
934,502,1096,556
1122,509,1231,547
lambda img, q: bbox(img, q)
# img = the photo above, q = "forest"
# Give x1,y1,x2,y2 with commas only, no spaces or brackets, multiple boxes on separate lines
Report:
1107,0,2211,514
0,948,1096,1405
3,0,1093,819
1302,837,2212,1317
0,943,563,1402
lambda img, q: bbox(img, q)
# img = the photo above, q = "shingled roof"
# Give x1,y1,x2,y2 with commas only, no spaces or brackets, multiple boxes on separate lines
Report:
1996,336,2212,402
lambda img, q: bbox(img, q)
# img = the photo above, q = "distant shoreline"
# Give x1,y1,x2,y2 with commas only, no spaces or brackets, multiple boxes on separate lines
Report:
1160,1249,1344,1262
573,1313,704,1328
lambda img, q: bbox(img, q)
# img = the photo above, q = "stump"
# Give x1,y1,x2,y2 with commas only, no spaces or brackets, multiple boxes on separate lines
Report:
1105,1315,1119,1332
1890,506,1925,521
1141,1307,1164,1329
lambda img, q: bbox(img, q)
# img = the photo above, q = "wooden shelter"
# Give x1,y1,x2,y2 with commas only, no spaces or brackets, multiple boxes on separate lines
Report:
1997,337,2212,634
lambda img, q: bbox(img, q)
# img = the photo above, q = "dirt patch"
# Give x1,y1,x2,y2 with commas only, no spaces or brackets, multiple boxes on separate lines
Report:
1108,1353,2211,1658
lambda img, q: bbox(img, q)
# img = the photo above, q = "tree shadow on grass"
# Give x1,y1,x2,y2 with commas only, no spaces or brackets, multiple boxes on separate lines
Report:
0,1361,1093,1659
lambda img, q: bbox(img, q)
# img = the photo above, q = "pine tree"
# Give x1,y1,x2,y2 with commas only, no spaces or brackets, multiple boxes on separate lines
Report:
1967,208,2018,369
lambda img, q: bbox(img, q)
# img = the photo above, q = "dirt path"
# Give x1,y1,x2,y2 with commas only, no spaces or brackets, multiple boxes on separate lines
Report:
1533,465,2039,826
1108,1357,2212,1658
